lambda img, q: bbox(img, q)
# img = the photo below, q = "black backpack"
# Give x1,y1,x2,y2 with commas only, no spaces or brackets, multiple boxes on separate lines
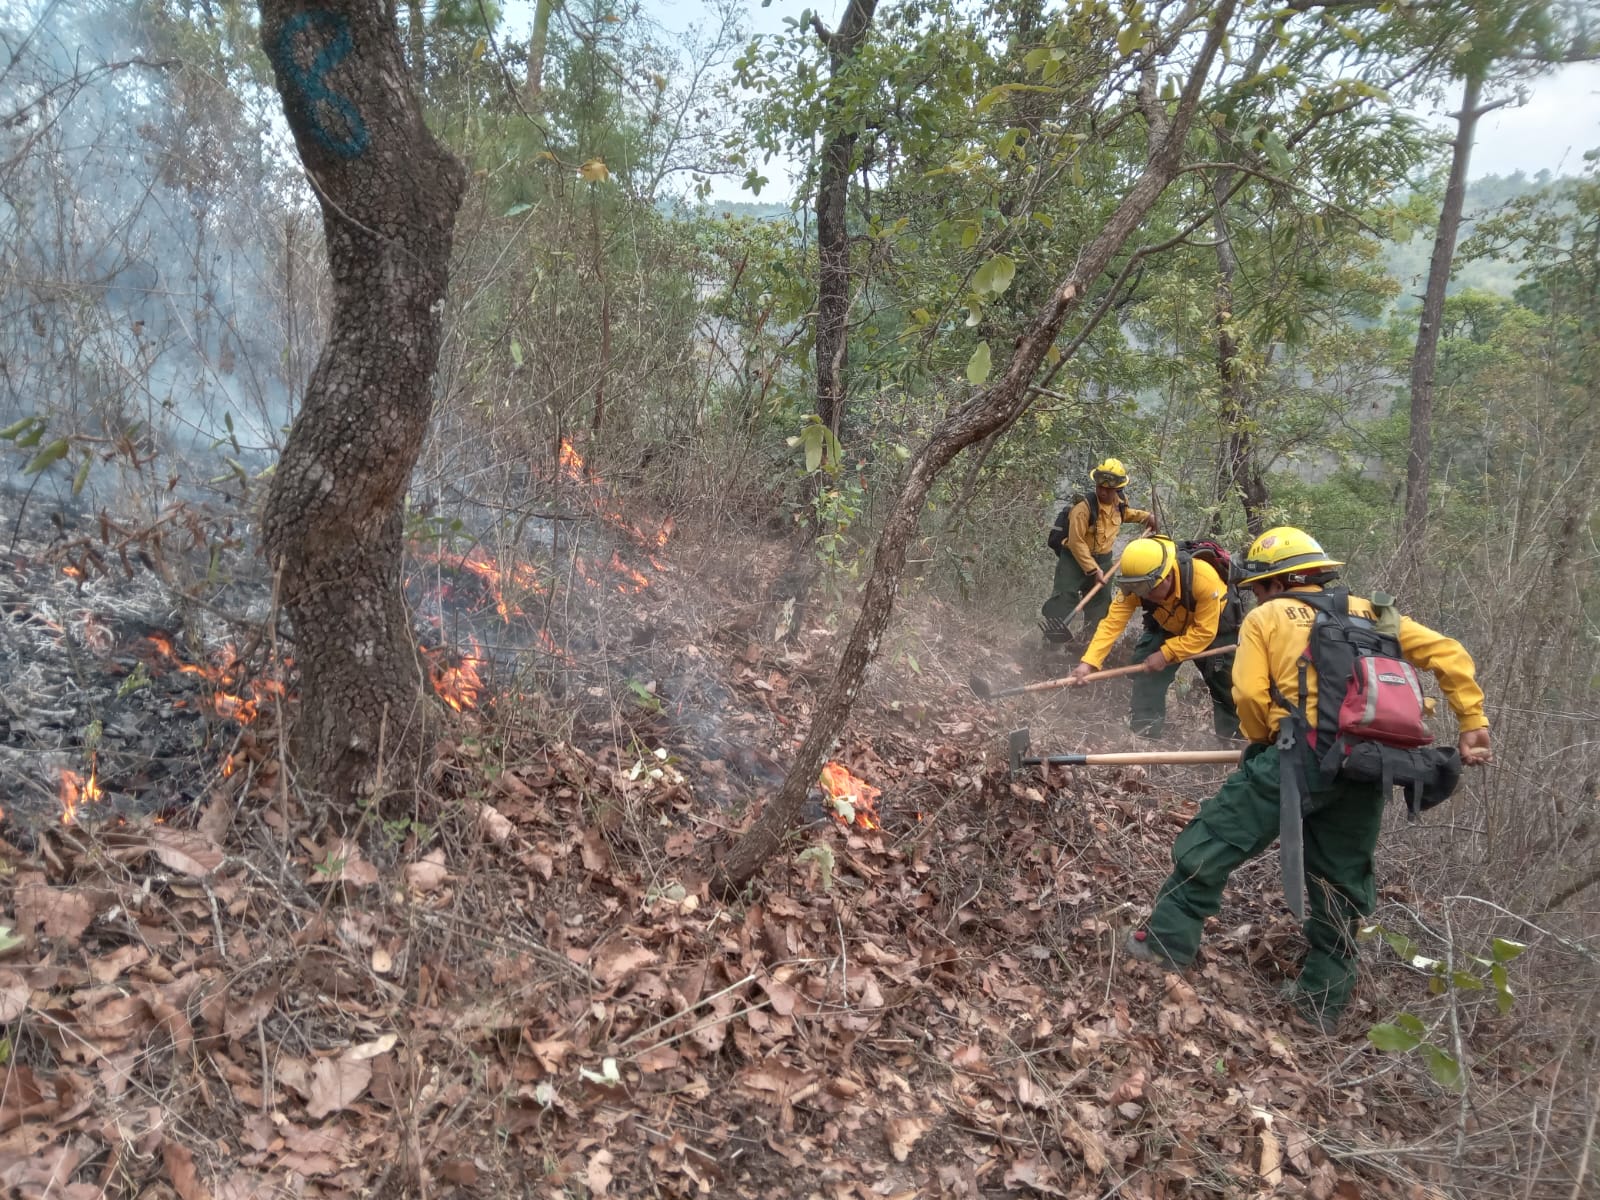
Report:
1138,540,1243,639
1268,588,1462,817
1047,492,1129,554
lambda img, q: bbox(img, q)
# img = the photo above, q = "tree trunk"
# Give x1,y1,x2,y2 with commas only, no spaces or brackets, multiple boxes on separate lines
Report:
1404,70,1485,551
405,0,426,86
591,187,610,432
258,0,467,803
528,0,555,102
713,0,1239,893
811,0,878,437
1210,180,1268,537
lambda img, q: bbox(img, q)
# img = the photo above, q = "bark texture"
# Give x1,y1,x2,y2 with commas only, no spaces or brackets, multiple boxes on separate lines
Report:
1211,179,1268,538
714,0,1240,893
258,0,467,802
1404,71,1484,551
811,0,878,436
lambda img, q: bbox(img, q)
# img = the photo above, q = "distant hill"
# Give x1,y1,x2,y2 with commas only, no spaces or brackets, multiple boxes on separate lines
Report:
1384,170,1571,306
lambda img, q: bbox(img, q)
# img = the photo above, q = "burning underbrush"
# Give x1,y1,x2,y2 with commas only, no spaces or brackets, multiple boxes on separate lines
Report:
0,476,1591,1200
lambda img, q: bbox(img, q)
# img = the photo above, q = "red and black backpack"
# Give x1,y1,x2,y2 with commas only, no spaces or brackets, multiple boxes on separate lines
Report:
1269,588,1462,816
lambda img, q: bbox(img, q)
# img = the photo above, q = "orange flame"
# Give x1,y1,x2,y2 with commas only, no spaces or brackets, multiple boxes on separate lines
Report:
59,765,104,825
820,761,882,831
142,635,286,725
426,637,486,712
559,437,586,482
608,551,650,593
408,544,547,624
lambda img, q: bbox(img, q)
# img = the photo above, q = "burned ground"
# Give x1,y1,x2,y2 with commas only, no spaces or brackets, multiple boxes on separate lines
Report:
0,479,1592,1200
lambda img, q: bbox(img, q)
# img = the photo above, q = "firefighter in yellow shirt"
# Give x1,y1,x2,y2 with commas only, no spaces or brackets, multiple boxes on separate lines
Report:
1124,527,1493,1032
1040,458,1157,647
1065,537,1240,740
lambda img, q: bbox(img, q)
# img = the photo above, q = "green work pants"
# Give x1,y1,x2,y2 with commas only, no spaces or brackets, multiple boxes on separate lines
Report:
1142,745,1386,1023
1129,627,1240,740
1042,550,1113,643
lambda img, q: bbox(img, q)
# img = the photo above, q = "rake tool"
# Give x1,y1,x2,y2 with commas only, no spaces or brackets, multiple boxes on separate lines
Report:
1036,578,1106,647
1007,727,1242,774
971,642,1235,701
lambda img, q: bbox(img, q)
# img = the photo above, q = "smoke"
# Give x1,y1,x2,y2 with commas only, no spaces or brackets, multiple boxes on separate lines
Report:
0,0,319,504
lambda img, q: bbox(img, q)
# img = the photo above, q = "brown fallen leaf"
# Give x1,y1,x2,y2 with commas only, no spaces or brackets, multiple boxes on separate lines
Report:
477,803,514,844
150,828,225,878
163,1138,211,1200
884,1114,929,1163
305,1054,373,1119
1259,1125,1283,1185
1061,1113,1110,1175
89,944,151,984
404,851,450,894
0,969,27,1022
586,1148,614,1196
592,940,658,986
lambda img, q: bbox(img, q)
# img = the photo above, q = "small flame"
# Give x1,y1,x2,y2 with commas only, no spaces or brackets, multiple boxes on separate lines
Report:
142,635,286,725
559,437,586,482
609,551,650,593
59,765,104,825
427,637,486,712
820,761,882,831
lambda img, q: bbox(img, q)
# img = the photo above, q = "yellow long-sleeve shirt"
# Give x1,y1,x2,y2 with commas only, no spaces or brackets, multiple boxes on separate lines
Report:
1231,586,1489,744
1082,556,1226,669
1064,496,1153,574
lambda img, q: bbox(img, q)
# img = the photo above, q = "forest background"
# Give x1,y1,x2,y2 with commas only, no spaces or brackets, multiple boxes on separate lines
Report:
1,0,1598,1195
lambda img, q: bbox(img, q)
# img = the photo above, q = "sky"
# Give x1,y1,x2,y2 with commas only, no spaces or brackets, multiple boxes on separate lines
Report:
632,0,1600,203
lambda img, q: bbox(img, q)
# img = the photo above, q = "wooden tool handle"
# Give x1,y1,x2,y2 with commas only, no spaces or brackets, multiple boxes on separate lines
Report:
1067,577,1106,616
1078,642,1235,684
1073,750,1241,765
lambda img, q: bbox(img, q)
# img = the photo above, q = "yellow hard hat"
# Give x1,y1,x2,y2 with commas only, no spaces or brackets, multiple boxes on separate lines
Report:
1116,536,1175,597
1236,526,1343,586
1091,457,1128,488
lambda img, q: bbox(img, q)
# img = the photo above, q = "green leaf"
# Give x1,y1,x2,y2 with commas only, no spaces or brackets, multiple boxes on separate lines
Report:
504,202,532,217
1450,970,1484,992
1395,1012,1427,1036
966,341,991,385
972,254,1016,296
1115,26,1145,56
0,416,40,441
14,421,45,449
804,428,823,474
795,845,835,891
510,339,524,367
1420,1044,1464,1092
24,438,70,474
1262,131,1292,173
0,923,23,954
975,84,1013,114
72,454,91,496
1490,938,1527,963
1367,1023,1422,1053
1381,930,1420,963
1492,962,1514,1015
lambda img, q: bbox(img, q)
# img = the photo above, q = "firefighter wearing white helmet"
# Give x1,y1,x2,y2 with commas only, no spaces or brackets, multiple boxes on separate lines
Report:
1039,457,1158,648
1065,535,1240,741
1124,526,1493,1033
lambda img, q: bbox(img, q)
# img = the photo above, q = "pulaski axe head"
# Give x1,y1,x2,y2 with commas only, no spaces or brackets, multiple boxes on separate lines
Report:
1007,727,1032,776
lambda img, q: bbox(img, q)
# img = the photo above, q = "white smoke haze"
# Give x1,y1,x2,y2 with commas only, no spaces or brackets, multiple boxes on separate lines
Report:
0,0,319,511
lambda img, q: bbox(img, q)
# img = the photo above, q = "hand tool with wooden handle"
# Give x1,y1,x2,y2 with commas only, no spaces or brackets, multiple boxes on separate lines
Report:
1037,577,1107,646
972,642,1235,701
1008,727,1242,774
